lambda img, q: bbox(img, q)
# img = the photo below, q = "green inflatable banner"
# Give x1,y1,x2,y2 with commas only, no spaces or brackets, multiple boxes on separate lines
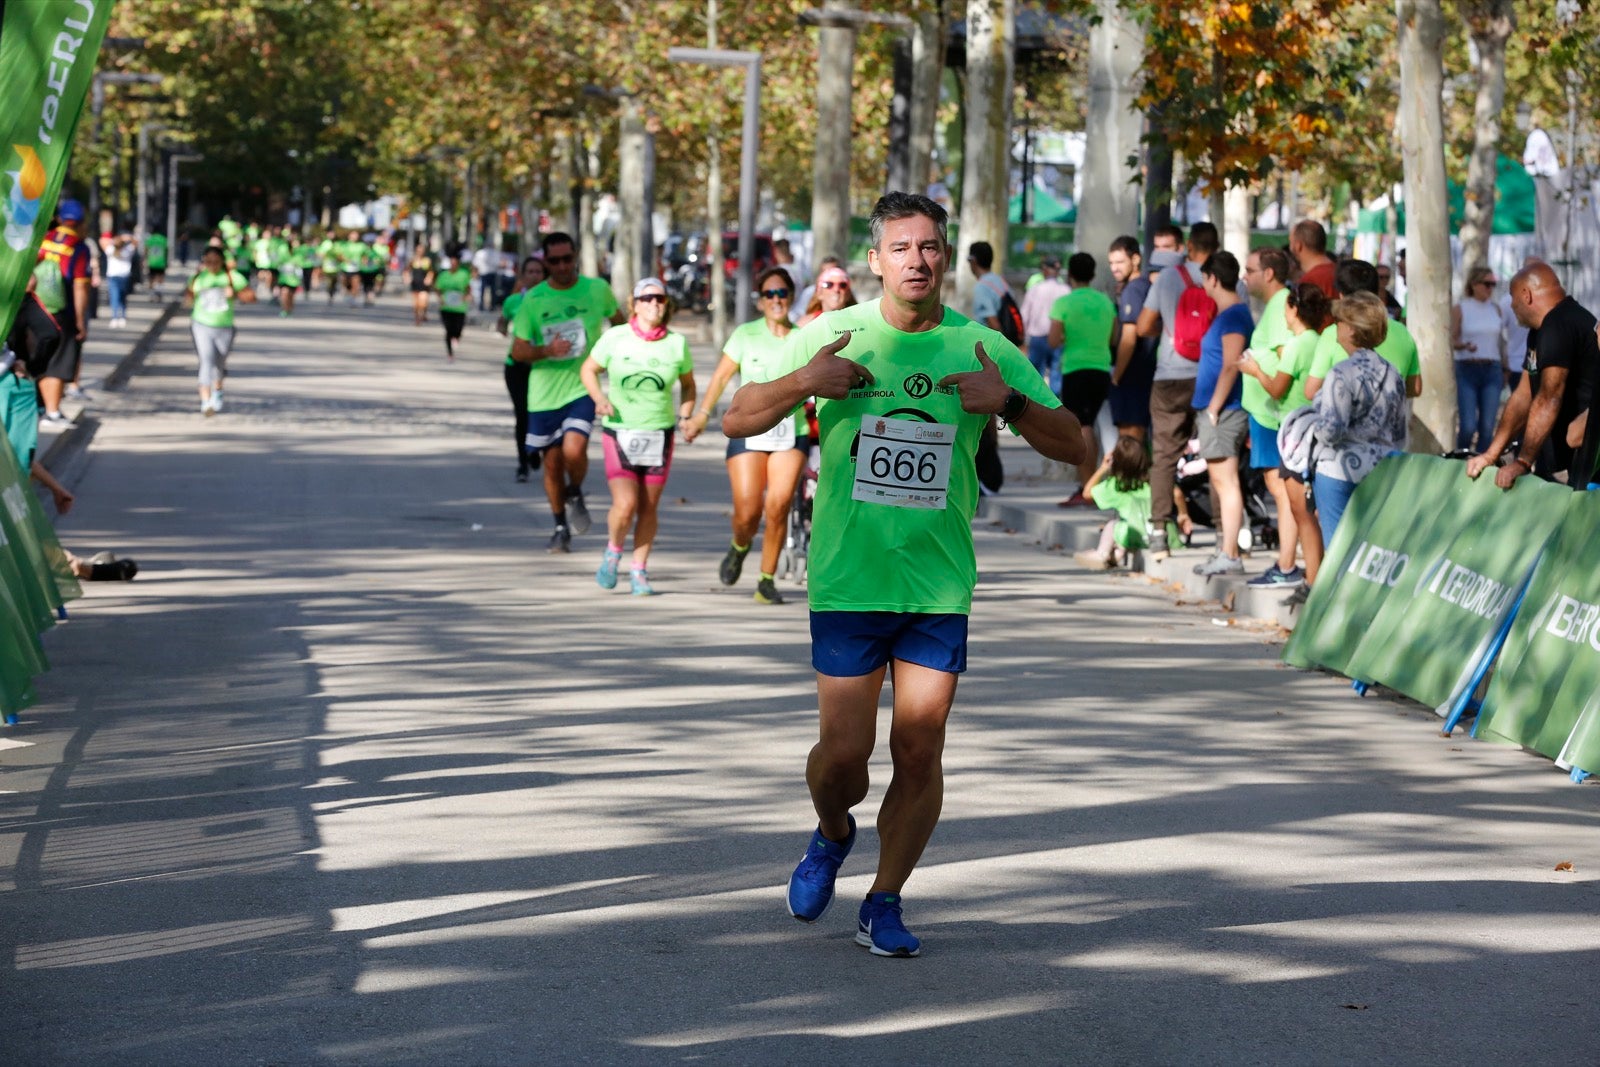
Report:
0,0,112,342
1341,466,1569,709
1476,490,1600,776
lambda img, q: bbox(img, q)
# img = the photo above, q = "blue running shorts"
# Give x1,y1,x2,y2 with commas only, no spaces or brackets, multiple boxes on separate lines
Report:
526,394,597,452
810,611,969,677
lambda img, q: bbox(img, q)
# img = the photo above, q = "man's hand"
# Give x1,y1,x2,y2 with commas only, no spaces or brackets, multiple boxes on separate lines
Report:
1464,452,1498,479
937,342,1010,414
50,486,73,515
797,332,870,400
547,336,572,359
1494,457,1530,490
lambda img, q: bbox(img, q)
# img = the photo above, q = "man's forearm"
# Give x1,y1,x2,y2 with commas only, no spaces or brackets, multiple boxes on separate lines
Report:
723,374,810,438
1517,391,1563,464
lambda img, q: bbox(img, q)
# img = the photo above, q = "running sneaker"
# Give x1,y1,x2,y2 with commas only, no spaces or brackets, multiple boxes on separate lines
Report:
564,486,592,535
41,410,71,425
630,568,654,596
785,814,855,922
719,543,749,586
1194,553,1244,576
515,467,529,483
856,892,921,958
755,577,784,604
1247,564,1305,588
547,524,571,554
64,385,88,401
210,389,225,413
201,398,216,417
596,548,621,590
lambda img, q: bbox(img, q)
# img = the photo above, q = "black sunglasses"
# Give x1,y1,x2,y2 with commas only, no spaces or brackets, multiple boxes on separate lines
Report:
546,254,575,265
635,293,666,304
761,288,791,299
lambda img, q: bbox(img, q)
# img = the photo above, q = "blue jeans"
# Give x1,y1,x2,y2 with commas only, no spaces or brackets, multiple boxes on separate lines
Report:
107,275,130,319
1026,335,1062,396
1455,361,1501,450
1313,472,1358,548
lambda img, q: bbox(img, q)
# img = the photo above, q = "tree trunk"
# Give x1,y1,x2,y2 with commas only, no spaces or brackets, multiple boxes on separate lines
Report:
955,0,1013,311
1223,183,1252,260
909,4,947,194
1142,114,1172,260
580,132,600,278
1458,0,1513,280
1397,0,1455,453
614,95,649,306
810,0,855,263
1076,0,1144,296
707,0,728,347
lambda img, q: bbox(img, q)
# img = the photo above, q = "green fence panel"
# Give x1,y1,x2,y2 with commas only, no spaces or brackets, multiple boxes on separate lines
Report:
1477,490,1600,774
1341,467,1569,708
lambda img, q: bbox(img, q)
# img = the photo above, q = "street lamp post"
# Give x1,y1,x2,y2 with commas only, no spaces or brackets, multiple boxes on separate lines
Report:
168,152,203,257
667,47,761,327
88,71,162,229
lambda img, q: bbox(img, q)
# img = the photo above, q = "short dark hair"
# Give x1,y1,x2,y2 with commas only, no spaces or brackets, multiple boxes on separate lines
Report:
541,231,575,255
868,191,949,251
1152,224,1184,247
967,241,994,269
755,266,795,294
1292,219,1328,254
1334,257,1380,297
1255,246,1292,285
520,255,543,273
1287,281,1332,332
1108,235,1141,260
1188,222,1219,256
1066,252,1096,284
1201,250,1240,292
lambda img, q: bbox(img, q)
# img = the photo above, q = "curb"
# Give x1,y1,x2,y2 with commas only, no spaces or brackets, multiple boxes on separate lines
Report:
102,300,180,393
976,493,1301,630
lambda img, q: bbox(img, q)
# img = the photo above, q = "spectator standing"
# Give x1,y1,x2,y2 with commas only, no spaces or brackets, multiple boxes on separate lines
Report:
1018,255,1069,395
1304,260,1422,401
1136,221,1225,559
1107,236,1157,441
1466,262,1600,490
34,199,93,425
1191,251,1254,576
1377,262,1403,320
1048,252,1118,503
968,241,1011,332
1263,283,1333,602
1499,255,1540,391
471,240,497,313
1451,266,1508,452
1289,220,1337,297
1311,292,1408,544
104,233,136,330
1237,247,1300,586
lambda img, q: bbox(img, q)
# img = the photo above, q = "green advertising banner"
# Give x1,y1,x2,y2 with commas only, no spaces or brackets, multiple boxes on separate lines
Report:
1476,491,1600,776
0,0,112,342
1341,467,1569,709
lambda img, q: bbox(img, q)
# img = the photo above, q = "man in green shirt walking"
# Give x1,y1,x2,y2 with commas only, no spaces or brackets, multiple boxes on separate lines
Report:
725,192,1085,958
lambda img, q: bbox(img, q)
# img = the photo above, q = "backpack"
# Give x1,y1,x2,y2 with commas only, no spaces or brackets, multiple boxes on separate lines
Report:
32,260,66,314
981,274,1025,345
1171,263,1216,361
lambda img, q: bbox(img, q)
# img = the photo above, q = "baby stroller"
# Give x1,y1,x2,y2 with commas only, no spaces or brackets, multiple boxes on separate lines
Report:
777,403,822,583
1174,437,1279,553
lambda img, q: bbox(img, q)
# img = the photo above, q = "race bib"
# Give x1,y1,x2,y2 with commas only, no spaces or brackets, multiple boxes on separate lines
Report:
197,287,230,315
616,428,666,468
547,318,588,356
851,415,956,510
743,417,796,453
441,289,466,311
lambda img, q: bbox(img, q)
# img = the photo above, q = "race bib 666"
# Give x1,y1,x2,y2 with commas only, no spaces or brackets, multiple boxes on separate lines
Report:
852,415,956,509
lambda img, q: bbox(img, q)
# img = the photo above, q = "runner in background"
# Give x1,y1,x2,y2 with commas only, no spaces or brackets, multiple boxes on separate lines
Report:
498,255,547,482
275,233,305,317
433,247,472,361
318,231,341,305
372,232,392,298
144,230,168,300
358,237,384,307
408,244,435,326
251,226,276,299
580,277,697,595
338,231,364,306
797,264,856,327
687,267,806,605
184,245,256,416
509,231,624,553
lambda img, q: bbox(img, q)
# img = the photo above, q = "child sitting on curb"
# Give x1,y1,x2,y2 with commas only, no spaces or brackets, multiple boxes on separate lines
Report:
1075,435,1152,570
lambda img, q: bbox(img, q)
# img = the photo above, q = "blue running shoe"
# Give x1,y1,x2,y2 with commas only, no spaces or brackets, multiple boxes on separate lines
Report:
596,548,621,590
630,568,655,596
785,814,855,922
856,891,920,957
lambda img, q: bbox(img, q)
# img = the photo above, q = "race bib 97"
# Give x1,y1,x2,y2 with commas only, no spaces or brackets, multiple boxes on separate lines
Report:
615,428,666,468
851,415,956,509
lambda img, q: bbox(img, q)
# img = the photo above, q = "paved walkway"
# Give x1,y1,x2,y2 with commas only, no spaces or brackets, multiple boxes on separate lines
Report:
2,291,1597,1064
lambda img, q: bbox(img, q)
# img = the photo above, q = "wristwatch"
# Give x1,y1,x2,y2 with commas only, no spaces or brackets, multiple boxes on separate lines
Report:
999,388,1029,425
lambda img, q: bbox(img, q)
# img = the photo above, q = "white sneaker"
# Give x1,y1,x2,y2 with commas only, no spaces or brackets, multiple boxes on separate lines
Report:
210,389,225,413
201,397,216,417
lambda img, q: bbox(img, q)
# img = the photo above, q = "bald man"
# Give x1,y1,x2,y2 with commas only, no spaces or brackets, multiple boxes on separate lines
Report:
1465,263,1600,489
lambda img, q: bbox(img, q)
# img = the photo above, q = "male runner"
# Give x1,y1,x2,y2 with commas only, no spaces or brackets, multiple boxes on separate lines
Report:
509,232,626,552
724,192,1085,957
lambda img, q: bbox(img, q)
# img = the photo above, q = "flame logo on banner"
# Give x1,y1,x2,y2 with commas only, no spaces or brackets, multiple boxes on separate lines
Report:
3,145,47,252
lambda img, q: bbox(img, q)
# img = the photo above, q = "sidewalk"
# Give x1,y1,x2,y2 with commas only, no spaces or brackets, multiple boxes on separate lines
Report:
979,435,1301,629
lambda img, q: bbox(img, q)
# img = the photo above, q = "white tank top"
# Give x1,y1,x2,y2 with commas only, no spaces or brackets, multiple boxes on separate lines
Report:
1456,297,1502,362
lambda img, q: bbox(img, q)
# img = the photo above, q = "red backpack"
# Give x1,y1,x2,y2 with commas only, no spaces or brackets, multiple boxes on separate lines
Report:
1172,263,1216,361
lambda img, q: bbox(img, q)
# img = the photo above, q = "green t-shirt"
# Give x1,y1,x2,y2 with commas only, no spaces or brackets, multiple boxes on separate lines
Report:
1242,288,1294,428
337,240,365,273
360,243,385,272
1278,328,1320,416
792,301,1063,615
251,237,273,267
144,234,168,269
435,265,472,312
317,239,339,272
1091,478,1152,549
277,249,305,286
1309,319,1421,381
1048,287,1117,374
501,291,526,366
589,324,694,430
512,277,620,412
725,318,806,435
188,269,249,328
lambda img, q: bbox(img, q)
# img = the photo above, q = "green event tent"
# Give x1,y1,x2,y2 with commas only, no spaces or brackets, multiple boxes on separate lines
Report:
1009,188,1076,225
1357,153,1537,235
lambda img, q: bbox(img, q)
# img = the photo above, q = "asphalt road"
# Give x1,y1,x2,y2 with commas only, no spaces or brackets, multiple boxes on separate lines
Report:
2,291,1597,1065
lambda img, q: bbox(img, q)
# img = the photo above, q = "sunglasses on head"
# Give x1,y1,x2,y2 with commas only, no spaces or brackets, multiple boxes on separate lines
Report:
820,280,850,290
635,293,666,304
546,254,574,265
761,288,791,299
